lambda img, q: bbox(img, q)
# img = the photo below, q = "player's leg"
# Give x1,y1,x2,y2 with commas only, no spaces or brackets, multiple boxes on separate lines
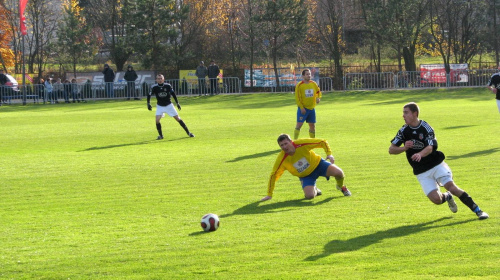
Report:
443,181,488,219
308,122,316,138
325,164,351,196
496,99,500,113
300,174,319,199
295,107,307,139
294,122,304,140
417,168,456,212
155,114,163,139
173,115,195,137
303,185,320,199
306,109,316,138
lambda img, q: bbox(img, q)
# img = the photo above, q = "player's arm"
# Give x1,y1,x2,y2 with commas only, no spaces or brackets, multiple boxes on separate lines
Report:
262,156,286,201
411,145,433,162
295,84,305,110
487,85,497,94
389,143,410,155
170,87,181,110
315,83,322,103
389,130,412,154
147,85,153,110
411,131,437,161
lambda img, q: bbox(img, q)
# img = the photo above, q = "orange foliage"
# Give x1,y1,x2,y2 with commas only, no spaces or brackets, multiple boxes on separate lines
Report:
0,4,15,67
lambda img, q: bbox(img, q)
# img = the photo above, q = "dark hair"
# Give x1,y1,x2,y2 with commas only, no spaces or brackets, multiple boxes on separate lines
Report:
277,133,292,143
404,102,420,116
301,69,311,76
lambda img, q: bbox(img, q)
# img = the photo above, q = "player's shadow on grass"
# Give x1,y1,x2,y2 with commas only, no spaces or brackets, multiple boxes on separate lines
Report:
79,138,186,151
446,147,500,160
305,217,474,261
190,197,338,236
226,149,281,162
219,197,337,218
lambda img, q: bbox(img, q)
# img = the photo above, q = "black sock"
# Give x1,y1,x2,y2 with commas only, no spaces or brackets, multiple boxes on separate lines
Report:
178,120,190,135
156,123,163,137
441,192,449,204
459,192,479,212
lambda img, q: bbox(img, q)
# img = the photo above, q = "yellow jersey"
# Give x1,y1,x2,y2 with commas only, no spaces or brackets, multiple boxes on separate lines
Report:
295,80,321,110
267,138,332,197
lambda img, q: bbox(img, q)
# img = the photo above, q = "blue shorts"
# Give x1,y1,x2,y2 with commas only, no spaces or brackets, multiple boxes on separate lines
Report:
299,159,331,188
297,107,316,123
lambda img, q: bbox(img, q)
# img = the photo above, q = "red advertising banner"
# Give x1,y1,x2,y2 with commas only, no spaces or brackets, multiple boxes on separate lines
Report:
420,64,468,83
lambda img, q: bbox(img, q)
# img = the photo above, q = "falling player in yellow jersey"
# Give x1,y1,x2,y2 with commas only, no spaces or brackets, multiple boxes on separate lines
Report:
261,134,351,201
294,68,321,139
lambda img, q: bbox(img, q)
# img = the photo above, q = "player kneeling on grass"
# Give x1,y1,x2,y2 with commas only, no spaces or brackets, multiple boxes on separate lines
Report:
261,134,351,201
147,74,194,140
389,102,488,220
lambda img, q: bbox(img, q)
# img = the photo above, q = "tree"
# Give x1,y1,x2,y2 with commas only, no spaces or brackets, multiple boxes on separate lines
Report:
254,0,308,89
57,0,98,77
309,0,346,88
25,0,59,77
83,0,137,71
429,0,488,78
131,0,184,70
0,2,14,70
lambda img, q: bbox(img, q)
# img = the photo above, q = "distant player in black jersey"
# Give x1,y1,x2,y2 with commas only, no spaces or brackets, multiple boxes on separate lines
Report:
147,74,195,140
486,71,500,113
389,102,488,220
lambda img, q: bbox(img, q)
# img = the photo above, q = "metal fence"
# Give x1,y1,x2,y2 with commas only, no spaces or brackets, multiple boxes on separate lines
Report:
1,70,497,105
1,77,242,104
344,69,497,90
268,77,334,93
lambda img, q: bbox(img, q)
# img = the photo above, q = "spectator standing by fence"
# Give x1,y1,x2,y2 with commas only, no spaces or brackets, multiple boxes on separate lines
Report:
63,79,71,103
44,77,56,104
124,65,139,100
72,78,84,102
208,60,220,95
0,69,7,105
54,78,64,102
37,78,45,103
487,70,500,113
102,63,115,98
196,61,208,96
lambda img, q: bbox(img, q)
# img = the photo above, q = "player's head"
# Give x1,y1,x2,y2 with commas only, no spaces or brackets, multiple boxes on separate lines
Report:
302,69,311,81
277,133,292,143
403,102,420,124
277,134,295,154
156,74,165,84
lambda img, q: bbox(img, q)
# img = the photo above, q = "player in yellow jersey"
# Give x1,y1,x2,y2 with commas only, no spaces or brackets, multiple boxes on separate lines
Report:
261,134,351,201
294,69,321,139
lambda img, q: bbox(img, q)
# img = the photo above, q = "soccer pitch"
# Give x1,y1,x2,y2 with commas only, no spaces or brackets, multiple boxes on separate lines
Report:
0,88,498,279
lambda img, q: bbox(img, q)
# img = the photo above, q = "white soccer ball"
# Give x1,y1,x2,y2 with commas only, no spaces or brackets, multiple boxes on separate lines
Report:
200,213,220,232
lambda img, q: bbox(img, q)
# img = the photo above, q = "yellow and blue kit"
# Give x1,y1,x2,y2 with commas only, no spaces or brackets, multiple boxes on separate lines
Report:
295,80,321,110
267,138,332,197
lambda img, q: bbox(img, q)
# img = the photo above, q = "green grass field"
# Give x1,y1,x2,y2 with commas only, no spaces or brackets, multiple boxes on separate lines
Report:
0,88,499,279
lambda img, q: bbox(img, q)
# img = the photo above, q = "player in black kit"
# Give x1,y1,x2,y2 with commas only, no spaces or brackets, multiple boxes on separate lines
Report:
487,71,500,113
389,102,488,220
147,74,195,140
